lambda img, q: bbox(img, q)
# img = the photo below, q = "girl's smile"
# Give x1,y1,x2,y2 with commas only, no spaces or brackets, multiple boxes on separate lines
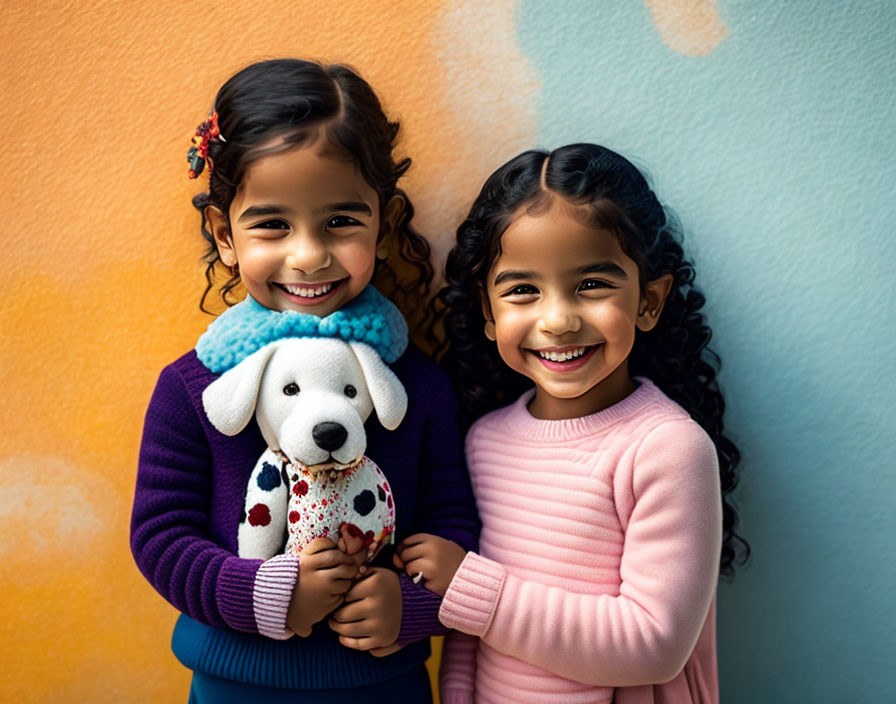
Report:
484,197,670,420
273,278,346,306
529,343,600,371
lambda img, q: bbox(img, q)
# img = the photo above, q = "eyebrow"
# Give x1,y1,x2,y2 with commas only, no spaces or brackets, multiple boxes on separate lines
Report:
492,270,538,287
493,262,628,287
321,201,373,216
237,201,373,223
237,205,286,222
579,262,628,279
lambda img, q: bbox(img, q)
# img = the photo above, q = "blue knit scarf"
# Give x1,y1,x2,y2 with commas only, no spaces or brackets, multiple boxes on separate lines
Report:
196,285,408,374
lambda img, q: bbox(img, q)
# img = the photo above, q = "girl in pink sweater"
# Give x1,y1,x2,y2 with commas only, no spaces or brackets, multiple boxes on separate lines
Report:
394,144,748,703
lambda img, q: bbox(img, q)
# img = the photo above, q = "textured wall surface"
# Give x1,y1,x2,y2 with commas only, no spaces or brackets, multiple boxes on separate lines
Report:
1,1,893,702
513,2,896,699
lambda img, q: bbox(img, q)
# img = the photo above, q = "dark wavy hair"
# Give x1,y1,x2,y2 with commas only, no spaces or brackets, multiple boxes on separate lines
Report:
191,58,434,343
440,143,749,578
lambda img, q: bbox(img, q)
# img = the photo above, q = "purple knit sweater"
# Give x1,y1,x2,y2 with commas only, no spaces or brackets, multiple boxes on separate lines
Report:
130,345,479,689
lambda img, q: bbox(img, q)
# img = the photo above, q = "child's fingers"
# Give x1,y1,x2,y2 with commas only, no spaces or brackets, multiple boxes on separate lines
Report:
403,556,429,578
369,643,402,658
393,552,405,569
346,553,367,571
338,635,377,651
339,525,366,555
328,617,370,639
344,570,377,596
396,542,431,565
308,549,359,571
328,584,354,599
302,537,338,556
394,533,433,553
330,598,368,624
292,624,312,638
346,540,375,568
322,563,363,582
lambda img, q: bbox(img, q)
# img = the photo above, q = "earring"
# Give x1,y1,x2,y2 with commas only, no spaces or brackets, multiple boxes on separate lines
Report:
484,321,496,341
375,243,389,261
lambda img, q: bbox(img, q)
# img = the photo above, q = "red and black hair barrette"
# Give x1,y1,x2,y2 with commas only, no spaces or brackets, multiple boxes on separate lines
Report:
187,111,223,179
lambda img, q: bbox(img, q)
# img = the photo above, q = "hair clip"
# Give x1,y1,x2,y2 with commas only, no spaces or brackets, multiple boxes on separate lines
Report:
187,111,222,179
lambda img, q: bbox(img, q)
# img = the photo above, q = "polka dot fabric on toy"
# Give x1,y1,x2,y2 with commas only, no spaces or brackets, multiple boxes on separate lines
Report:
283,456,395,557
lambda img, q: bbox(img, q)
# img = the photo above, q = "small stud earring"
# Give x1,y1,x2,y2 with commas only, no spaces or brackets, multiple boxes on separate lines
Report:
375,243,388,261
484,321,496,341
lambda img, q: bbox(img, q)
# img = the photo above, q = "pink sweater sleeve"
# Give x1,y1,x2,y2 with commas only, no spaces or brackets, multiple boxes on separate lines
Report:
439,420,722,687
439,630,479,704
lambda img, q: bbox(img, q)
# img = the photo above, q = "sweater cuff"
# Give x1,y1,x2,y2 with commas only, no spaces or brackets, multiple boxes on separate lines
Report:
440,690,475,704
217,556,263,633
396,573,446,645
438,552,505,637
253,554,300,640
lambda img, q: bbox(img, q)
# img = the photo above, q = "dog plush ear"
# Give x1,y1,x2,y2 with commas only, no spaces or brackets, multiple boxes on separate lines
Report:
349,342,408,430
202,342,281,436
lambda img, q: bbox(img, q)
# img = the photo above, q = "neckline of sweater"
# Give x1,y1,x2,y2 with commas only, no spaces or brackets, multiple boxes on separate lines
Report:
495,377,663,441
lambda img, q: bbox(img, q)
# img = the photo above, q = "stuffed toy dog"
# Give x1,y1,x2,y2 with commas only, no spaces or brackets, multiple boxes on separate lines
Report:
202,337,407,560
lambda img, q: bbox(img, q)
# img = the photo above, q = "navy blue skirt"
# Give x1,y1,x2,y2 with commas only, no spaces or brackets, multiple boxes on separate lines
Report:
188,664,433,704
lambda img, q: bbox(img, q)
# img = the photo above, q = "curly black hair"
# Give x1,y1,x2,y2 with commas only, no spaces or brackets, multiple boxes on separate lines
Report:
440,143,749,578
190,58,434,345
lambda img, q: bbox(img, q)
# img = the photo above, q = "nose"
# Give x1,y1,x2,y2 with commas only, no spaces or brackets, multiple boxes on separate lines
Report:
285,231,331,273
312,422,348,452
538,297,581,335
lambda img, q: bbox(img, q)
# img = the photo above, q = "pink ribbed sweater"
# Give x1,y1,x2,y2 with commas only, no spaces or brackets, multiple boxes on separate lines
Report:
438,379,722,704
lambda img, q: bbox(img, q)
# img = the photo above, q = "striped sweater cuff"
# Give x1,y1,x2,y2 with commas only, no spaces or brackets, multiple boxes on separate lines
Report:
396,573,446,645
438,552,505,637
441,690,475,704
253,554,300,640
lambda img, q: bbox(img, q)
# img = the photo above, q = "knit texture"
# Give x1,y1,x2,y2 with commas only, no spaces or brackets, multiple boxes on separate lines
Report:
396,574,447,645
131,346,479,690
439,380,722,704
196,285,408,373
254,554,300,640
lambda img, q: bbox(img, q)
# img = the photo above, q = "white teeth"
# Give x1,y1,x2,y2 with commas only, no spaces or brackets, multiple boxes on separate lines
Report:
538,346,589,362
283,282,335,297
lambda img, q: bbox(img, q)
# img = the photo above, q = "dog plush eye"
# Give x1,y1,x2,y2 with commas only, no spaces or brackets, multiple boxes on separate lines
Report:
344,385,357,398
283,383,300,396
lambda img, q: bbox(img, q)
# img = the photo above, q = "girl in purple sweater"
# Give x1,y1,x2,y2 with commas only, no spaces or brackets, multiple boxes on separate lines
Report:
130,59,478,703
395,145,749,703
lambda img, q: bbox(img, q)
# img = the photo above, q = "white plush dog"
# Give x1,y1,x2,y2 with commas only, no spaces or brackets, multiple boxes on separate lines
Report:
202,337,407,560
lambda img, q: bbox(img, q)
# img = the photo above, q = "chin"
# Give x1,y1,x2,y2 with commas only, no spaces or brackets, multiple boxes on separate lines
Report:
546,386,597,400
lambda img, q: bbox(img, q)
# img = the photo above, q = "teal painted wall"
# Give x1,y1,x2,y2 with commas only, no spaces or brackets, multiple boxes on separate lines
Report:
516,1,896,700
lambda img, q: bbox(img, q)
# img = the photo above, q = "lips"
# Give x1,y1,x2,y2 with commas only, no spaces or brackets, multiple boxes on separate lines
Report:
274,278,345,305
537,346,590,362
529,344,600,372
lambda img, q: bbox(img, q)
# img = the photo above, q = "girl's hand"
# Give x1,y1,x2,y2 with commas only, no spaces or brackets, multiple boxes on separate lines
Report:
394,533,466,597
286,537,363,637
328,567,403,656
336,524,381,563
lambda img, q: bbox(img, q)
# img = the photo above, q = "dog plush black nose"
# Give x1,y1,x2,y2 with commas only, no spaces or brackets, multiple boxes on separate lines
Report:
312,422,348,452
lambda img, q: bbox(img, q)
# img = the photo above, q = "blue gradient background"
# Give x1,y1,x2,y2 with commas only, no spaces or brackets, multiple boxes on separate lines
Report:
517,1,895,700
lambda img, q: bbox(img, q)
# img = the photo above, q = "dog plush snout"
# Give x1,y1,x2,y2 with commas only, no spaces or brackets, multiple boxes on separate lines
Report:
312,422,348,452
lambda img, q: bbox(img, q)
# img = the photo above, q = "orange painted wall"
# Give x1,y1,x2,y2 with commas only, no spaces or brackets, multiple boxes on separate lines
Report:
0,1,538,701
